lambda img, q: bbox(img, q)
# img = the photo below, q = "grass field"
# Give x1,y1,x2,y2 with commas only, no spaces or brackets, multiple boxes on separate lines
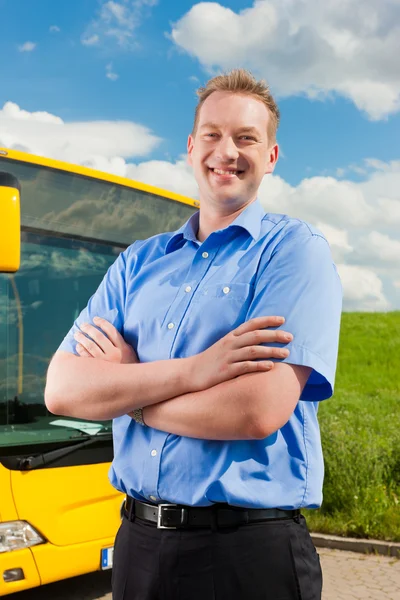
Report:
304,311,400,542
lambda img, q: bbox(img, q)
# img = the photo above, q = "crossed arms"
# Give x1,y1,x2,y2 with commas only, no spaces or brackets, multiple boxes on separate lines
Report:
45,316,311,441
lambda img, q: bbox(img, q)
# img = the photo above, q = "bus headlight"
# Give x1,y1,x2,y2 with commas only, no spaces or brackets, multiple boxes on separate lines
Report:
0,521,45,553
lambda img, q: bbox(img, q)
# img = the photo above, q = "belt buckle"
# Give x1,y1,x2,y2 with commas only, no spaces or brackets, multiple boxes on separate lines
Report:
157,503,179,529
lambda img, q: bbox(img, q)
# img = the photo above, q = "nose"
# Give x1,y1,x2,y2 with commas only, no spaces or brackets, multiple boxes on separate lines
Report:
215,136,239,163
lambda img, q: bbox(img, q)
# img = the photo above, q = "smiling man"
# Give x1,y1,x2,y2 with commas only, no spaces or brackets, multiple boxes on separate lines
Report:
46,69,342,600
189,86,278,236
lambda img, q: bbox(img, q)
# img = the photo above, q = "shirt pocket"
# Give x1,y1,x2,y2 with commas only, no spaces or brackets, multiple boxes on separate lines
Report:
172,282,255,357
192,282,254,328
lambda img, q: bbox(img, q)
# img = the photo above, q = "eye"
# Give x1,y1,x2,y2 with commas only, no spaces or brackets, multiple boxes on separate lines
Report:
239,135,256,141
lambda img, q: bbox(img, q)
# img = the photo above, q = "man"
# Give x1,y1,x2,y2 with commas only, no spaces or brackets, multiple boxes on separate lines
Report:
45,69,342,600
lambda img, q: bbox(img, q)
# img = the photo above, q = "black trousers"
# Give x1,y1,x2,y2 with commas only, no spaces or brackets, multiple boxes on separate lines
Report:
111,511,322,600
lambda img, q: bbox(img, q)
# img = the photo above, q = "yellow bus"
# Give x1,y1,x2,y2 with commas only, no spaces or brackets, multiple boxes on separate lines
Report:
0,147,198,596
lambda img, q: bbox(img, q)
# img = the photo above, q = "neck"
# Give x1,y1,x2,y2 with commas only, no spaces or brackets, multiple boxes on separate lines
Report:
197,198,256,242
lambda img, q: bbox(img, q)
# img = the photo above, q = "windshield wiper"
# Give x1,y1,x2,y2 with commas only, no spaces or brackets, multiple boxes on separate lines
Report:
16,432,112,470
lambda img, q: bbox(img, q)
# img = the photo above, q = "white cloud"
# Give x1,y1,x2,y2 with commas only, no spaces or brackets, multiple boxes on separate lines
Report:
1,101,399,311
102,1,128,26
125,156,200,199
0,101,161,165
82,34,100,46
258,173,376,229
360,159,400,202
170,0,400,120
18,42,36,52
1,101,63,124
106,62,119,81
315,223,353,264
49,25,60,33
82,0,158,49
357,231,400,265
336,264,391,311
257,159,400,234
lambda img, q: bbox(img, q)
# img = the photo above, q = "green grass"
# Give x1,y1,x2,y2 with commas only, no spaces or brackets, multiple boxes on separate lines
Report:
304,312,400,542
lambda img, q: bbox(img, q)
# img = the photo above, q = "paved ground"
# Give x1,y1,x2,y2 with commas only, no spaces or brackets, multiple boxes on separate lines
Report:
320,548,400,600
10,548,400,599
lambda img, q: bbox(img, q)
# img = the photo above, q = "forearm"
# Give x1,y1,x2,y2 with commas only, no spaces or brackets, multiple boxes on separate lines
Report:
45,351,195,421
143,375,259,440
142,363,310,440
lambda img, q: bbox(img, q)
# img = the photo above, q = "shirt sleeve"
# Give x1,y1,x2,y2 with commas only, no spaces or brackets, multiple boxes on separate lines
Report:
246,227,343,401
57,249,127,355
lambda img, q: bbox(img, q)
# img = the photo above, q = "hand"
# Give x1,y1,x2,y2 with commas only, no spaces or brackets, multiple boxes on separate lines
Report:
74,317,139,364
188,316,293,392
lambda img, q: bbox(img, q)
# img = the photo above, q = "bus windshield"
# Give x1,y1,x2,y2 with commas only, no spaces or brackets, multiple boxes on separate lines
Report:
0,154,197,449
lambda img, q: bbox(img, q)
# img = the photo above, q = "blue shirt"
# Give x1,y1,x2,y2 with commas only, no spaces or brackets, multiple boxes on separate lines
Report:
59,198,343,509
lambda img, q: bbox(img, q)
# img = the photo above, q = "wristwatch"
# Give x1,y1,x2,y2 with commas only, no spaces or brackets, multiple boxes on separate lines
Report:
131,407,146,426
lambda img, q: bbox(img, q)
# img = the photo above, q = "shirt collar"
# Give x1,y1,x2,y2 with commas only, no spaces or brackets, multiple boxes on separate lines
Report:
165,198,265,255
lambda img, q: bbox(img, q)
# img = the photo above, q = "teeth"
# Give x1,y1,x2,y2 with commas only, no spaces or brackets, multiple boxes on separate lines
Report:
213,168,238,175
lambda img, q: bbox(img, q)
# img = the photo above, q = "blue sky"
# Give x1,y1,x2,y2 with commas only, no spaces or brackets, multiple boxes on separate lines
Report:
1,0,399,185
0,0,399,310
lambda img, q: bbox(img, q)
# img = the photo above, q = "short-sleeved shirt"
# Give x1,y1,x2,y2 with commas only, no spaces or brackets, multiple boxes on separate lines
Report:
59,198,343,509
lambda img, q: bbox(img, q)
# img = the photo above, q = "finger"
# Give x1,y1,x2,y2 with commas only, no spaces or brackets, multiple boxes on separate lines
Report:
233,316,285,337
232,346,290,362
232,360,275,376
76,343,93,358
74,330,104,357
79,323,114,354
236,328,293,348
93,317,125,348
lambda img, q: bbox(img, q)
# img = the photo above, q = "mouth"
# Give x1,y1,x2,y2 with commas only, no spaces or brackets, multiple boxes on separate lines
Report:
208,167,245,179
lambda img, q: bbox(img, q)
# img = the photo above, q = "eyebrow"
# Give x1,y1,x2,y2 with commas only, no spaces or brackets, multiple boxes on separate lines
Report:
199,122,221,130
199,123,261,136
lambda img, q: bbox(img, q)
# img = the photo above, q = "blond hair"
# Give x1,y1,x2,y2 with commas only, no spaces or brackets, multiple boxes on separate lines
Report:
192,69,280,143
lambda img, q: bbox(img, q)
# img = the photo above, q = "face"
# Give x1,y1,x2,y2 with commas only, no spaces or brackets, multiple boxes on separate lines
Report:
187,91,278,212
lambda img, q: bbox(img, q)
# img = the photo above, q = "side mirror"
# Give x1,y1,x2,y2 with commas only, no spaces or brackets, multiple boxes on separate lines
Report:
0,171,21,273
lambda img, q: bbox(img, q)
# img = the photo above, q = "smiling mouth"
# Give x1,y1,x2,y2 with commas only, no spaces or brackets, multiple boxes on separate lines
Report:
209,167,245,176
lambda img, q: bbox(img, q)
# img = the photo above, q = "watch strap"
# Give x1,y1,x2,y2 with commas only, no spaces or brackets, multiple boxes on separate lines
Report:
131,407,146,426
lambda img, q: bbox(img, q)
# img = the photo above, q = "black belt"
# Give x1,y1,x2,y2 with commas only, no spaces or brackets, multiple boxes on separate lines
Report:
124,496,300,530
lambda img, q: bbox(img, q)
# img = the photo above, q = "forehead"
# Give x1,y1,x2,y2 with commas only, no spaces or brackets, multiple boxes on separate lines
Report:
198,91,270,131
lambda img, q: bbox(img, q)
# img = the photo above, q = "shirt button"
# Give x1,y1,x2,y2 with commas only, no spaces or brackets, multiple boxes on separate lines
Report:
167,323,174,330
151,449,157,457
149,495,157,502
223,286,230,294
202,252,209,259
185,286,192,293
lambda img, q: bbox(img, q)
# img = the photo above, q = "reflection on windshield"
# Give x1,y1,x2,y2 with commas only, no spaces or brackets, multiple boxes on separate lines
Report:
0,416,112,448
0,234,117,447
0,156,197,246
0,157,197,449
49,419,104,436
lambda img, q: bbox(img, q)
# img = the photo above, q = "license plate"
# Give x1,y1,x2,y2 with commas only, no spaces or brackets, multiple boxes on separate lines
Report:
101,547,114,570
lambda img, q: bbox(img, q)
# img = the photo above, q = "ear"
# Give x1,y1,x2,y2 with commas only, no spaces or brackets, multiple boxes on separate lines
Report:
187,134,194,167
265,143,279,175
